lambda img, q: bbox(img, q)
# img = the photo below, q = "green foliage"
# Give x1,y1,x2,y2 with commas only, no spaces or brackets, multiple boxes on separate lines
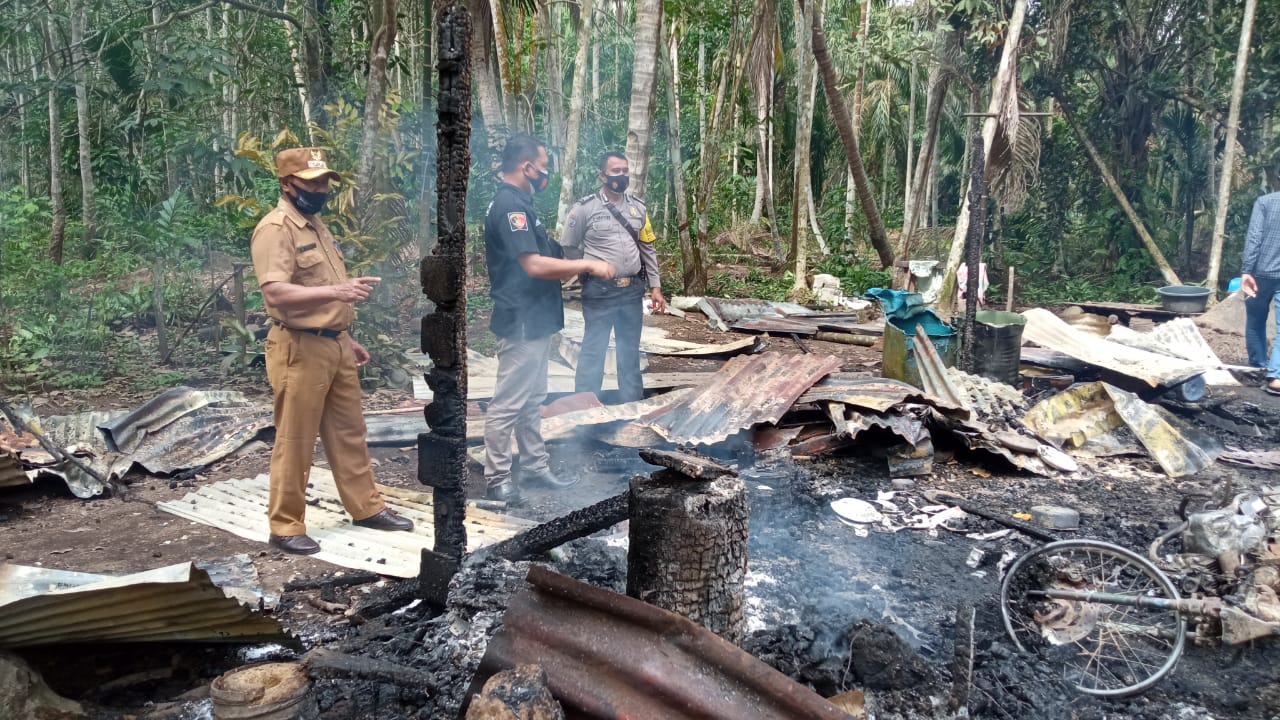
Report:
814,257,893,296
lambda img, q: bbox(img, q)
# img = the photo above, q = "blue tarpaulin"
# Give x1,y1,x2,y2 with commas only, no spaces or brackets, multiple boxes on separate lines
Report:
864,287,954,336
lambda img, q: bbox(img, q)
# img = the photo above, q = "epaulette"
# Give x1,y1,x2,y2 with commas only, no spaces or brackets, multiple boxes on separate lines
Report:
574,193,596,206
260,208,288,226
627,194,647,208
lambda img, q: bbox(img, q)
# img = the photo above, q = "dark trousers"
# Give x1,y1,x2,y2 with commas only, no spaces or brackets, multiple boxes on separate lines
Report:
577,277,645,402
1245,276,1280,374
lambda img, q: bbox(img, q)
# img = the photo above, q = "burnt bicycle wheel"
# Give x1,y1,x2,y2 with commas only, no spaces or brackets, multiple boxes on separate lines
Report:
1000,539,1187,697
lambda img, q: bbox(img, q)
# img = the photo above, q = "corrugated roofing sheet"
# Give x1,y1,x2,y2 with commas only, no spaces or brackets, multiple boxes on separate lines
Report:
0,555,283,647
641,352,841,445
157,468,535,577
798,373,967,417
471,565,854,720
1021,308,1205,387
1108,318,1238,386
730,316,822,336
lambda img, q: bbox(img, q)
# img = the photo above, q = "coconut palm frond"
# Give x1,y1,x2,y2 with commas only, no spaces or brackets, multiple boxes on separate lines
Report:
988,94,1043,213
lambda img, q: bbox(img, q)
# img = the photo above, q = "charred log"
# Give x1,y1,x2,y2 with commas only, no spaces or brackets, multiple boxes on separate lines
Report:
626,467,748,643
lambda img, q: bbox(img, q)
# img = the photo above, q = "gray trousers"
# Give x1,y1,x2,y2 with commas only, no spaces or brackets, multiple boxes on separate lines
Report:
577,277,645,402
483,334,552,486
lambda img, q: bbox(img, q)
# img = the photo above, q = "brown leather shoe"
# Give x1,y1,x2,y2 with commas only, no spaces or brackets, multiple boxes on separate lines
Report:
353,508,414,532
269,534,321,555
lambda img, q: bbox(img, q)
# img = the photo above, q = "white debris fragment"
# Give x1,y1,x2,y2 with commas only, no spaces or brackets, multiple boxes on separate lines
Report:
831,497,885,524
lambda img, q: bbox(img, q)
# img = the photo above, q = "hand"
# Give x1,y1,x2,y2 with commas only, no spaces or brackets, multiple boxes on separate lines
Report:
587,260,616,280
351,339,371,367
1242,273,1258,299
650,288,667,314
333,276,381,303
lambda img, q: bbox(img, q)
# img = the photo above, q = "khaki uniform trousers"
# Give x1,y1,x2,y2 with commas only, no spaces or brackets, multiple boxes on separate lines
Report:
483,334,553,486
264,326,384,536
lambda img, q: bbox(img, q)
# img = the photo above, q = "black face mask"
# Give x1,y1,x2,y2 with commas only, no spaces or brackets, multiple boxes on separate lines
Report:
526,165,551,194
288,186,330,215
604,174,630,195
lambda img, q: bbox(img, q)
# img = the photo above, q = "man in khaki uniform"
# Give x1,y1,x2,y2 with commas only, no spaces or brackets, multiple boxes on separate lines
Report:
250,147,413,555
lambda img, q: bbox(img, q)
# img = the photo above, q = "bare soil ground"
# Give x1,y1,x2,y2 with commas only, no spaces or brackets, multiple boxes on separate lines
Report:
3,302,1280,719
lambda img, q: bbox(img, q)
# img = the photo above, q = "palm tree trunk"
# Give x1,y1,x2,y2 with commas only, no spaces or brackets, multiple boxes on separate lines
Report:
903,50,917,218
667,26,704,293
543,1,566,150
1063,104,1181,285
1205,0,1257,298
808,0,892,267
899,45,951,257
469,0,506,136
42,17,65,264
357,0,398,229
939,0,1027,313
69,0,96,244
624,0,663,198
556,0,595,235
488,0,518,129
790,0,817,288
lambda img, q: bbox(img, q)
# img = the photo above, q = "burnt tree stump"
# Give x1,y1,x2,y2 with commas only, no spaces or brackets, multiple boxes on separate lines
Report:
626,460,748,644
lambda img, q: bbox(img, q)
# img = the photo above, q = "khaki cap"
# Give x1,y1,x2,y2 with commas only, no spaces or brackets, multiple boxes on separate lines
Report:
275,147,341,181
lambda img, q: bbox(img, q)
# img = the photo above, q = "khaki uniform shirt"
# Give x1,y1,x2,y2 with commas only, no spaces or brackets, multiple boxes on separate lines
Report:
561,190,661,288
250,197,355,330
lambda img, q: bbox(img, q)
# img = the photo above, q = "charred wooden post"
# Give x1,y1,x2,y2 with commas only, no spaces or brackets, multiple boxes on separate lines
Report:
418,4,472,561
959,132,986,374
465,665,564,720
627,451,748,643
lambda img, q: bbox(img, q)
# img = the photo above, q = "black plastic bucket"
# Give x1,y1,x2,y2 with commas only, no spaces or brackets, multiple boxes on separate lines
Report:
961,310,1026,385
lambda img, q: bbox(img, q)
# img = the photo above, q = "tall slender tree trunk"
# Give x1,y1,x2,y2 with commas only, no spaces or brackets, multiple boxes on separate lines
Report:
746,0,778,234
42,18,65,264
808,0,892,267
625,0,663,198
899,39,952,257
590,7,600,104
283,1,314,138
845,0,871,249
667,27,704,294
469,0,506,139
488,0,518,128
1205,0,1257,298
556,0,596,235
1062,104,1181,285
903,50,917,217
939,0,1027,312
543,2,566,150
789,0,817,289
357,0,399,229
69,0,96,244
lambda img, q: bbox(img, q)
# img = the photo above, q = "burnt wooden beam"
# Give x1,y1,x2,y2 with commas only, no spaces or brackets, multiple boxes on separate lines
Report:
637,449,736,480
469,492,629,565
303,648,436,692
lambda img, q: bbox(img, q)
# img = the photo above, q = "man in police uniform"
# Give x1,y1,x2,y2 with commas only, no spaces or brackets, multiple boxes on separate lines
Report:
250,147,413,555
484,134,616,501
561,151,666,402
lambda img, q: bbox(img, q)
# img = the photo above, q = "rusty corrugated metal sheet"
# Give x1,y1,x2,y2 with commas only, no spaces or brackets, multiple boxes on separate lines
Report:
471,565,854,720
0,452,29,488
697,298,810,331
641,352,841,445
912,328,970,411
730,316,822,335
1021,308,1205,387
798,374,967,417
0,555,283,647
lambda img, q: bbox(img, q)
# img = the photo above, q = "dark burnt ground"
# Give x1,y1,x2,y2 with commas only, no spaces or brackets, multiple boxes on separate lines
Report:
7,304,1280,719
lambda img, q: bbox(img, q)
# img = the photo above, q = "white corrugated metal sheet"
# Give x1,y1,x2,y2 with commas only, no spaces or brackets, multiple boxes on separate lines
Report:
0,555,282,647
157,468,536,577
1021,308,1206,387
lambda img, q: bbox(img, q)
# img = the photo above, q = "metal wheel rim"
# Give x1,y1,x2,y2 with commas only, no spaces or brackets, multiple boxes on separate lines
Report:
1000,539,1187,698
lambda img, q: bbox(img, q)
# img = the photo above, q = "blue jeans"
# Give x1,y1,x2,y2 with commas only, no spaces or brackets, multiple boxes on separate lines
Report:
577,277,645,402
1244,276,1280,378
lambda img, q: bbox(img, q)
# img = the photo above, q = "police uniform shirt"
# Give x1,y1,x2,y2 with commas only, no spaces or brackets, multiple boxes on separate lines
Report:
484,182,565,340
561,190,661,288
251,197,355,330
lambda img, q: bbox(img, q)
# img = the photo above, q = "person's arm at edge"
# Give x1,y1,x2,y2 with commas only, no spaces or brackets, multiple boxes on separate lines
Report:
1241,198,1267,297
260,277,381,311
560,205,586,260
519,253,614,281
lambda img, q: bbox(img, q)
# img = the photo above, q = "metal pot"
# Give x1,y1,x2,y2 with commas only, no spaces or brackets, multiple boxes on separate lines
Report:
1157,285,1210,313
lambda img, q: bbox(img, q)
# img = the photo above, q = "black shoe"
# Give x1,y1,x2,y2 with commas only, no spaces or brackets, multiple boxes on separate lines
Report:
353,508,414,531
523,468,579,488
486,479,521,502
269,534,321,555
